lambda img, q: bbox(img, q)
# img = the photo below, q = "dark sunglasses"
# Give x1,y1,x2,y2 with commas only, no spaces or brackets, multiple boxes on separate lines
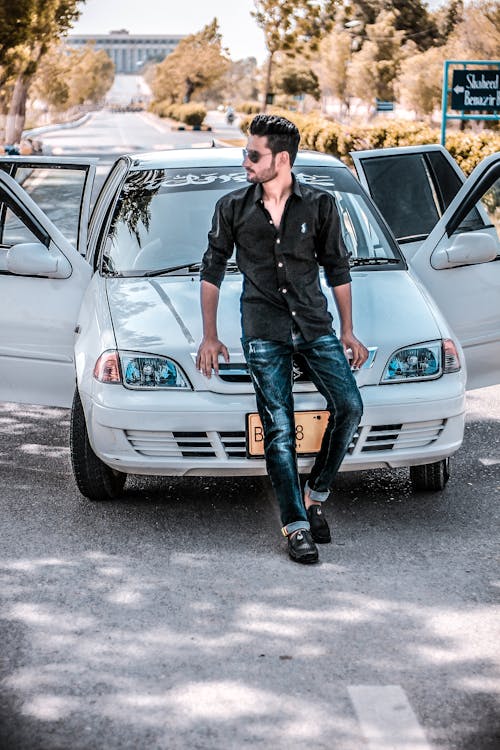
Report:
242,148,273,164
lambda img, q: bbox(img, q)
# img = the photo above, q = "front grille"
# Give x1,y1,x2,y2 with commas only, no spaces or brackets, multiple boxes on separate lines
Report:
125,430,216,458
217,354,311,383
125,419,445,460
219,431,247,458
359,420,445,452
125,430,247,459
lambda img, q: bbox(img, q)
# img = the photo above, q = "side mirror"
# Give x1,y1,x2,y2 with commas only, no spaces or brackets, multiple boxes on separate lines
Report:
432,231,498,270
6,242,70,277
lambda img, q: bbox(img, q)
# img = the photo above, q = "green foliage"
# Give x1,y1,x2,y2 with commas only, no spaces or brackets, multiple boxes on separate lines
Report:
276,63,320,100
32,43,114,111
348,10,406,102
0,0,34,67
151,20,229,105
150,101,207,127
252,0,337,109
239,110,500,174
238,101,262,115
2,0,83,142
446,131,500,175
220,58,260,104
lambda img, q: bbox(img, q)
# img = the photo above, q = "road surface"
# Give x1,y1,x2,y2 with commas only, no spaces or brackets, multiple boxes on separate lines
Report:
0,109,499,750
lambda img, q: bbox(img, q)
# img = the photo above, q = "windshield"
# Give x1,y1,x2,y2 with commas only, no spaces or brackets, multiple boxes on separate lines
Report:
102,165,403,276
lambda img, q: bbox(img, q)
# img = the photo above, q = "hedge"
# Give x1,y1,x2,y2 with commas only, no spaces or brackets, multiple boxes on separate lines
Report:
150,101,207,127
239,110,500,175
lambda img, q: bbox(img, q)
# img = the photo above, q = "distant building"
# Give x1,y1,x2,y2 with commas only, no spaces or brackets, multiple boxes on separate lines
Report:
67,29,184,73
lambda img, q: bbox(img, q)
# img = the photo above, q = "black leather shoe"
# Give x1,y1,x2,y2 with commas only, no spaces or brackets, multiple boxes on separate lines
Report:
307,505,331,544
288,529,319,564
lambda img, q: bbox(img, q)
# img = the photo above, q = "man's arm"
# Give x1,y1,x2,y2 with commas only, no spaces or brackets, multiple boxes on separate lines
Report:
196,280,230,378
332,282,368,369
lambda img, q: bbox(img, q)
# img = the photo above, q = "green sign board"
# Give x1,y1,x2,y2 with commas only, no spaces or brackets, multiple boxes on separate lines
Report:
451,69,500,111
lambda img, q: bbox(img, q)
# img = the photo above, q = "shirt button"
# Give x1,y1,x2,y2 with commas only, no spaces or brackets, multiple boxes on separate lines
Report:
276,238,281,244
269,220,273,224
292,311,297,316
282,288,287,294
278,262,283,268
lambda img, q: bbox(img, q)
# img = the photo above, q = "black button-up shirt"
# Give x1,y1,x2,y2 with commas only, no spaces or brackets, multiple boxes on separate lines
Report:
200,176,351,342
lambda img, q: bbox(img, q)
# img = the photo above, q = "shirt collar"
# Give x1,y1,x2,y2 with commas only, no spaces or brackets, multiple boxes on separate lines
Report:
253,174,303,204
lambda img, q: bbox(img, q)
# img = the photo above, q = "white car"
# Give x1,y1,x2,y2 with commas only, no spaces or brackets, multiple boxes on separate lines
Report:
0,146,498,500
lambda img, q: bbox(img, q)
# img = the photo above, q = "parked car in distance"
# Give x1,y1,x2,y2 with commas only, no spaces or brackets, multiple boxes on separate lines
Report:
0,146,498,500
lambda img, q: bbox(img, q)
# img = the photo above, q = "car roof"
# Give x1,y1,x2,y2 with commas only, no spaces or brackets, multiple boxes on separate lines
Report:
128,147,346,171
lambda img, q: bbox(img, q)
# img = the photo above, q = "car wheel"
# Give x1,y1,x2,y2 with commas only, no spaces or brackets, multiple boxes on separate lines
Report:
410,458,450,492
70,389,127,501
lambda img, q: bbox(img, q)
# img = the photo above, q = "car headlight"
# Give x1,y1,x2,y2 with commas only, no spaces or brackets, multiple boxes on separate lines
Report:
381,339,460,383
94,350,191,389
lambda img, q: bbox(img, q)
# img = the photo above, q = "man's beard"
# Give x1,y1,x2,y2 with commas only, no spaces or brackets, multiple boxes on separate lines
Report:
245,158,277,184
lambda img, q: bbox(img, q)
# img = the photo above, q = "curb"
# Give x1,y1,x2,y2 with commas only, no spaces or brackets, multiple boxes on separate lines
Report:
22,112,94,138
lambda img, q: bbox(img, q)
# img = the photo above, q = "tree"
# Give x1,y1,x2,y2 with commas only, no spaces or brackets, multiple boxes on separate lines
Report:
65,45,114,106
151,20,229,105
431,0,464,43
275,60,320,102
316,28,354,116
445,0,500,59
348,10,406,106
32,43,114,112
4,0,82,144
220,57,260,105
341,1,440,50
0,0,36,68
398,46,444,119
252,0,338,111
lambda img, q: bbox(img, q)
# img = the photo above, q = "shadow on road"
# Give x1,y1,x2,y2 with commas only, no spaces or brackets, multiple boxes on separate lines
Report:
0,401,499,749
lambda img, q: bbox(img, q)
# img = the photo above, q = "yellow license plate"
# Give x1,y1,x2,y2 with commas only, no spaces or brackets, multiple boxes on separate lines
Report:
246,410,328,457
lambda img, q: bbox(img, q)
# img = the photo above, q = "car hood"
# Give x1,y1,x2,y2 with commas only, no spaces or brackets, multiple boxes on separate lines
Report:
106,271,445,389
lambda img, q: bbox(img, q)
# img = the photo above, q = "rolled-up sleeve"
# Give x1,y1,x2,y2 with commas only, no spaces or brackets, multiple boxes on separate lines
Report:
316,193,351,288
200,196,235,288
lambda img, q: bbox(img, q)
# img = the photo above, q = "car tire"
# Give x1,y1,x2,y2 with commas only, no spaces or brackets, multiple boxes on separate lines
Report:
70,389,127,501
410,458,450,492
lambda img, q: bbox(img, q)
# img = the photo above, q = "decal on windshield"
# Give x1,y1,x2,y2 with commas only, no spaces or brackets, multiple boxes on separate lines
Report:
295,172,337,187
124,169,248,194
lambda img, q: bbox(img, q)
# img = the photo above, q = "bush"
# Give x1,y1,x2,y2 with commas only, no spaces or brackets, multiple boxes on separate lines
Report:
179,104,207,127
149,101,207,127
238,101,261,115
446,131,500,175
238,109,500,174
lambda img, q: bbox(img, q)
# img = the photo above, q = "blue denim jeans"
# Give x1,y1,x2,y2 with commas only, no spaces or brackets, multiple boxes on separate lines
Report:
242,330,363,535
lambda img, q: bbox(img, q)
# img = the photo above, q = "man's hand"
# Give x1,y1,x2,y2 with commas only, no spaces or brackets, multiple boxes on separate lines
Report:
341,331,369,370
196,336,230,378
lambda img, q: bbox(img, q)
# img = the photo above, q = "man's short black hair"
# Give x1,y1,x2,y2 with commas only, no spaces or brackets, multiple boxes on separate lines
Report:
249,114,300,166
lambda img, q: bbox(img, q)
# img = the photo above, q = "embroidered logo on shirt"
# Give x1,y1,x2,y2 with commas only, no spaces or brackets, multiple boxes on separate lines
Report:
301,222,308,234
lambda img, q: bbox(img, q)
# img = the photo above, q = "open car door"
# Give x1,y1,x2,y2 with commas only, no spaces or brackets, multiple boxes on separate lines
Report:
0,162,94,407
351,144,469,263
0,156,96,256
354,147,500,390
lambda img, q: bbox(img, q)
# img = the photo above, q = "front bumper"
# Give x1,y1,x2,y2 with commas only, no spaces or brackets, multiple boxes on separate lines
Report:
81,375,466,476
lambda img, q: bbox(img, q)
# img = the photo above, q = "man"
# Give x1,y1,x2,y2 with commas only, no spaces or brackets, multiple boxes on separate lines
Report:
196,114,367,564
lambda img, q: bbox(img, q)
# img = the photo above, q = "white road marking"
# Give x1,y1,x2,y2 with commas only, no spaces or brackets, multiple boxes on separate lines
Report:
137,112,169,133
479,457,500,466
348,685,432,750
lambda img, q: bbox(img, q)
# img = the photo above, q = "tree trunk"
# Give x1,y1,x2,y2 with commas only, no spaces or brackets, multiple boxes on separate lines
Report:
183,77,195,104
5,73,29,144
261,53,274,113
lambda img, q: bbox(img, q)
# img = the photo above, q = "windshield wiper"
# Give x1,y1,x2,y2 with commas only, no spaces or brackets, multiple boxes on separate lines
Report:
142,260,239,277
142,261,203,277
350,257,401,266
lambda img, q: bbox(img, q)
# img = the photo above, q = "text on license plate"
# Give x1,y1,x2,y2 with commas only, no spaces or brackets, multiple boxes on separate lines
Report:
246,410,328,457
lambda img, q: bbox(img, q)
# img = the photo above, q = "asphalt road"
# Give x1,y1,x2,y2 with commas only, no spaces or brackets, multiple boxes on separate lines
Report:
0,109,499,750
